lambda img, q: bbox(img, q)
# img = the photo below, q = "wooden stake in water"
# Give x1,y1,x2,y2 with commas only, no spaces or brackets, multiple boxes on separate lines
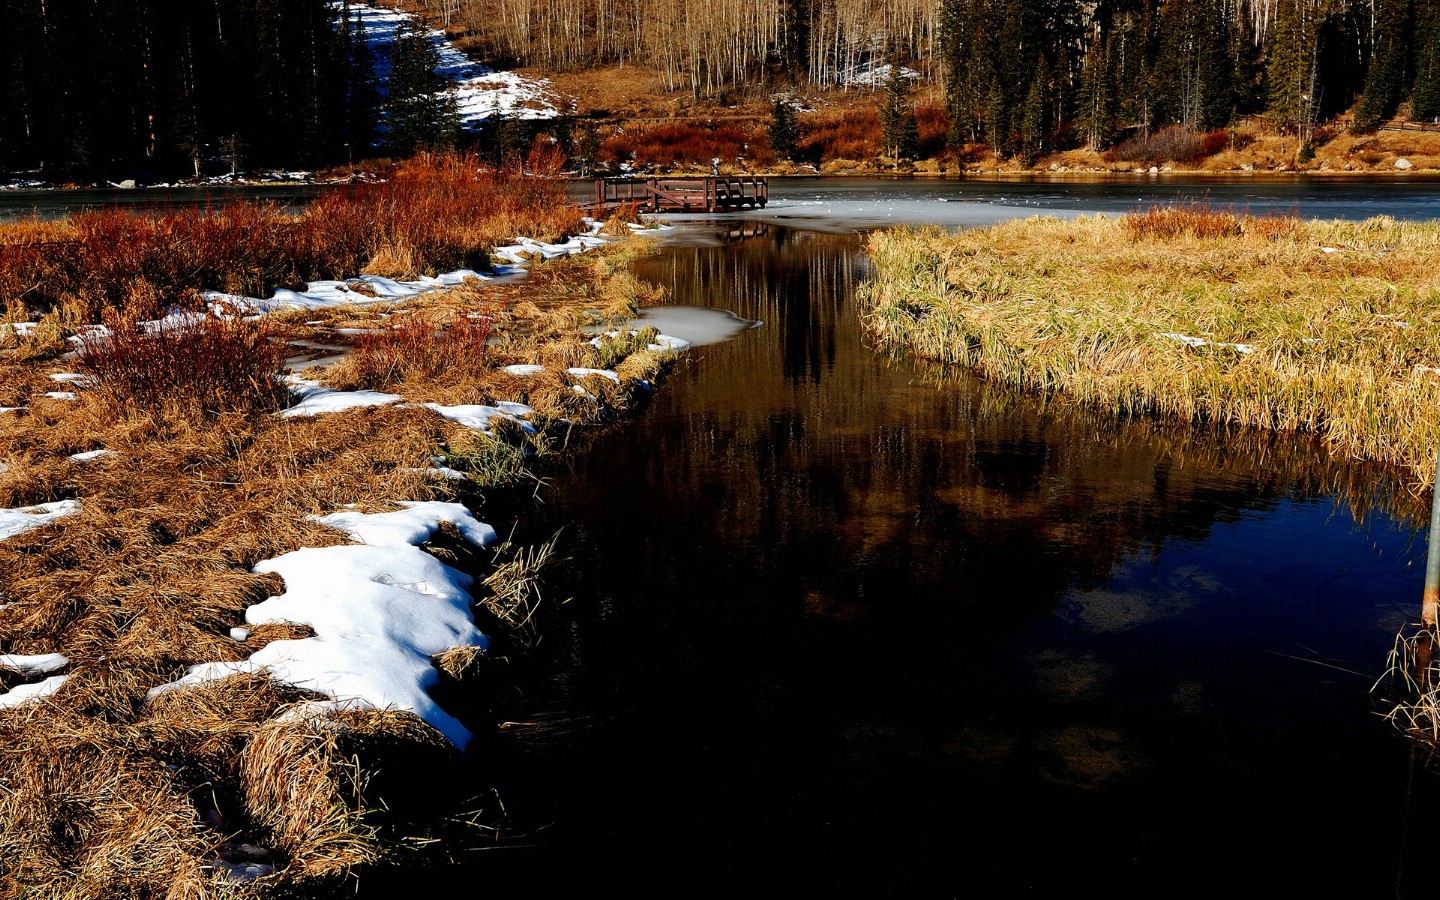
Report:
1425,444,1440,630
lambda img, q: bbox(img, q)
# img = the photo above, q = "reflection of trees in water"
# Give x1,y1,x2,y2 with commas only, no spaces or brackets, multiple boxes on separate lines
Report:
613,228,1424,636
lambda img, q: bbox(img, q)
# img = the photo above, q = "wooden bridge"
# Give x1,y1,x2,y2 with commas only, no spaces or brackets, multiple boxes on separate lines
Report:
591,176,768,214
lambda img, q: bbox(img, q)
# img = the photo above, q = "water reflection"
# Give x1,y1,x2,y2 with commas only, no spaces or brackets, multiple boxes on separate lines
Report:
379,225,1436,896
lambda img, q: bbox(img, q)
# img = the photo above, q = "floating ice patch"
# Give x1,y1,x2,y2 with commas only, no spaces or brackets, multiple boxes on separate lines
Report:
501,364,546,377
281,378,400,418
0,674,68,708
0,653,69,676
68,449,111,463
568,367,621,383
635,306,758,347
0,500,80,541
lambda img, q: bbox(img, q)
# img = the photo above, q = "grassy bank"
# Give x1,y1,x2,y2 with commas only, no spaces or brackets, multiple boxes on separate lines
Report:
860,209,1440,490
0,193,674,892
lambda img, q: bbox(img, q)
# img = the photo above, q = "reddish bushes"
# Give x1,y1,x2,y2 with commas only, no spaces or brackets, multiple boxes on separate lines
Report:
0,153,585,322
797,108,880,162
604,122,774,169
1124,202,1299,241
76,311,289,418
1105,126,1230,166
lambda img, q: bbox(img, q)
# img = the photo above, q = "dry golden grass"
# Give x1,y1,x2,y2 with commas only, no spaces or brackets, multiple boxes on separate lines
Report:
861,214,1440,491
0,242,676,896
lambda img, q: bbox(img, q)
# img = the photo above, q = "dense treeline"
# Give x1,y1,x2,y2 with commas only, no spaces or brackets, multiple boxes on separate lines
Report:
0,0,386,180
419,0,945,88
5,0,1440,178
949,0,1440,160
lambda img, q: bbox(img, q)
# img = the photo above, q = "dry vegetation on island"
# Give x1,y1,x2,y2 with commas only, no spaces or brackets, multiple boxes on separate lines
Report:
860,208,1440,490
0,158,678,894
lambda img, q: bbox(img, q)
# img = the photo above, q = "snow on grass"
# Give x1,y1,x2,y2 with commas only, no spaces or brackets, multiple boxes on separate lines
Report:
281,377,401,418
349,2,560,131
501,364,546,377
0,500,80,542
43,391,78,401
207,270,490,314
0,653,70,676
68,449,112,463
424,402,536,434
0,675,69,709
568,367,621,383
150,501,495,749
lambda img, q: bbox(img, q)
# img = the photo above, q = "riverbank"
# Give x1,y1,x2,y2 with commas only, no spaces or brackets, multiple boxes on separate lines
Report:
0,182,681,892
859,209,1440,491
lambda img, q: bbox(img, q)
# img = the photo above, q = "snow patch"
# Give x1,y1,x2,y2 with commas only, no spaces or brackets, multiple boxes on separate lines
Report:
0,500,80,542
151,502,494,749
281,377,401,418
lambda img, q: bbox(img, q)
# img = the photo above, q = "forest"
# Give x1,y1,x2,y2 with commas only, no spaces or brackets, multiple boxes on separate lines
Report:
2,0,1438,179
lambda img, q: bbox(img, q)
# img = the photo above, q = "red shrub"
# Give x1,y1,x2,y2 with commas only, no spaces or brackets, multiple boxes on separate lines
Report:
1105,126,1230,165
603,122,774,168
76,311,289,418
798,108,880,162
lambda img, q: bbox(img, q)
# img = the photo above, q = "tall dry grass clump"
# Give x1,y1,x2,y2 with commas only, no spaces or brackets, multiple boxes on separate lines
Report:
327,312,495,391
860,214,1440,489
0,152,587,324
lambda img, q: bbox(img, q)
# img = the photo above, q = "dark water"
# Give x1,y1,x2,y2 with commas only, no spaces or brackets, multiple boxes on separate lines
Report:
364,218,1440,897
0,184,326,220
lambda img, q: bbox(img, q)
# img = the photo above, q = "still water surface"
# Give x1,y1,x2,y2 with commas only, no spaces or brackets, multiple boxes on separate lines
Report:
378,186,1439,895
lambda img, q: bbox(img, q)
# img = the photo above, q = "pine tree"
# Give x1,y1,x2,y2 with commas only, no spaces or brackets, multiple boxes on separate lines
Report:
384,19,459,156
879,63,919,161
1019,57,1046,166
575,118,602,176
1076,33,1117,151
767,98,799,160
347,6,381,157
1353,0,1411,132
1415,2,1440,121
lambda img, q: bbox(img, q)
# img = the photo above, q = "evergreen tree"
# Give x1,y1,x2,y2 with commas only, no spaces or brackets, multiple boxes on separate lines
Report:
1077,34,1117,151
1415,2,1440,121
1353,0,1411,131
384,19,459,156
346,6,381,158
879,64,919,161
1019,57,1047,166
767,98,799,160
574,118,603,176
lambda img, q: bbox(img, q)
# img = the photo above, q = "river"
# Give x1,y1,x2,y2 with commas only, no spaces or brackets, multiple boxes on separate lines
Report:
362,177,1440,897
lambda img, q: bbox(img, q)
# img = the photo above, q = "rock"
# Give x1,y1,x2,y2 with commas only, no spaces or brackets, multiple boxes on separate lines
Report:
1161,165,1173,173
1134,167,1146,174
1343,162,1353,170
1049,163,1059,171
1148,166,1159,174
1240,163,1254,171
1395,157,1413,170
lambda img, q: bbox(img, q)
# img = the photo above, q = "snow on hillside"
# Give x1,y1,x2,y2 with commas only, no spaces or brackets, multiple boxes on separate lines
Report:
348,2,562,129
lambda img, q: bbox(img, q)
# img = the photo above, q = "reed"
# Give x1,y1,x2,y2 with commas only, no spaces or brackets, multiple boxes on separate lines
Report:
860,213,1440,490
